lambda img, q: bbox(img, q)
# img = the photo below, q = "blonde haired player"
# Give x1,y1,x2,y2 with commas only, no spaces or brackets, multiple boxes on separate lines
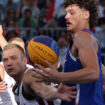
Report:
2,44,77,105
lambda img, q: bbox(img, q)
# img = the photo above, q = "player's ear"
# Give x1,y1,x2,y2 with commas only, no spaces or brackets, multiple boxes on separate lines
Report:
23,56,27,66
83,10,90,20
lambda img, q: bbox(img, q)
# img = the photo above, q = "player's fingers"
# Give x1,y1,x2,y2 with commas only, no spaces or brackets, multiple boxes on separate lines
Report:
32,68,49,80
45,60,54,69
0,89,7,92
65,98,71,102
34,64,46,72
68,86,77,90
69,95,77,99
68,91,77,96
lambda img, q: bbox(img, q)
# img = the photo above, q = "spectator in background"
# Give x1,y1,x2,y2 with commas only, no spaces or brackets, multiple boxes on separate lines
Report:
5,0,21,18
44,0,55,21
19,8,37,43
0,4,5,23
3,17,20,41
19,8,38,28
5,30,19,41
21,0,40,22
98,9,105,27
44,18,57,28
38,0,46,9
3,9,18,27
98,0,105,18
95,7,105,49
0,0,8,7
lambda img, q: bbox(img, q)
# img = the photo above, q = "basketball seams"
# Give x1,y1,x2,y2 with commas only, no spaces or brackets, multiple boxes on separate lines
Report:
32,40,58,59
28,42,57,64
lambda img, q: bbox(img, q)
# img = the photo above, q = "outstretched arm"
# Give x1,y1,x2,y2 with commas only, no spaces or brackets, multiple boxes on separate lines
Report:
0,25,8,50
23,69,77,102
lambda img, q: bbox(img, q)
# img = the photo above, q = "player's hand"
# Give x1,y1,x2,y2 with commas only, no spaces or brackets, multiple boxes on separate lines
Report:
0,81,7,92
34,61,61,83
57,83,77,102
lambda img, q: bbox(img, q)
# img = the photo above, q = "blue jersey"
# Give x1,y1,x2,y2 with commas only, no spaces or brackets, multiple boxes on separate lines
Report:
61,29,104,105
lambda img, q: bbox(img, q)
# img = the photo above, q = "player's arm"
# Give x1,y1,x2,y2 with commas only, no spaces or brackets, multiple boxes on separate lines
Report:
0,64,4,81
0,64,7,92
102,64,105,93
59,31,100,84
34,31,100,84
22,69,77,101
0,25,8,50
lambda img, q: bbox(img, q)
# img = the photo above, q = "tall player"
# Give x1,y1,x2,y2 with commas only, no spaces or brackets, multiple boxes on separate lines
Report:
33,0,105,105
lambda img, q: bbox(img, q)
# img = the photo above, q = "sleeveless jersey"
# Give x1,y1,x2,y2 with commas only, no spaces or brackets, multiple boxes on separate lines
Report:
13,67,61,105
61,29,104,105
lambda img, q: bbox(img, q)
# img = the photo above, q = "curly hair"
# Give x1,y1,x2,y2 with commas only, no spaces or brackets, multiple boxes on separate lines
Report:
64,0,98,29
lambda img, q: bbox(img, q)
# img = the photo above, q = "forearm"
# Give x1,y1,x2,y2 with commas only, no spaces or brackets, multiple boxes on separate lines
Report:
23,71,58,100
60,67,99,84
31,81,58,100
0,35,8,50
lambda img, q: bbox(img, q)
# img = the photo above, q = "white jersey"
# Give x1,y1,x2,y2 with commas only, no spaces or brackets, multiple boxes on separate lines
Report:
0,61,34,105
13,67,61,105
0,61,17,105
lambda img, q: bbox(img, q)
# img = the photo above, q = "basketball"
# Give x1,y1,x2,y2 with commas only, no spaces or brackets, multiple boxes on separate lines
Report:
26,36,59,67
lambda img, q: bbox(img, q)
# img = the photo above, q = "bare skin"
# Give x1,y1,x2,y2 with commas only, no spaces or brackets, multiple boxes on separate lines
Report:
2,46,77,103
33,4,100,84
23,69,77,101
0,25,8,50
0,64,7,92
0,26,77,102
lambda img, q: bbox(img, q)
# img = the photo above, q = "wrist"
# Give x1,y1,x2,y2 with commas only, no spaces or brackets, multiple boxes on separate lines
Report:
59,72,65,83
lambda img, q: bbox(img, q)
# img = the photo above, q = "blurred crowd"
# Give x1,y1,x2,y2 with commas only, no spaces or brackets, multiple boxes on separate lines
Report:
0,0,105,66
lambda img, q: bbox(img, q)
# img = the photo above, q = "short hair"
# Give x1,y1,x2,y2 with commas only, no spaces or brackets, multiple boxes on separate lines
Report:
8,37,25,48
8,37,24,44
2,44,25,59
24,8,32,15
64,0,98,29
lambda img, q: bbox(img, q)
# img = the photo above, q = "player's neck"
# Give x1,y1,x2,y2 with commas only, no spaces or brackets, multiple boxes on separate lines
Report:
71,24,90,38
14,72,24,85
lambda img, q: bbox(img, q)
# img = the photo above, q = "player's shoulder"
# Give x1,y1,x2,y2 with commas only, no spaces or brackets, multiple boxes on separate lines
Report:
74,30,94,43
73,30,95,48
74,30,93,40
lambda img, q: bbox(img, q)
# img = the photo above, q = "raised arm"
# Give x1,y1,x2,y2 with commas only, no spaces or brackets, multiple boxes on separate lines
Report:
0,25,8,50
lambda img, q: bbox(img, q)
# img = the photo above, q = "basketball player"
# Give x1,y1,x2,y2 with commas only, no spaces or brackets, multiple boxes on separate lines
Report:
0,26,76,104
2,44,77,105
33,0,105,105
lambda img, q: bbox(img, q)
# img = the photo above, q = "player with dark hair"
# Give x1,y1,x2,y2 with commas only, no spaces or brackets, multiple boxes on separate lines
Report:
33,0,105,105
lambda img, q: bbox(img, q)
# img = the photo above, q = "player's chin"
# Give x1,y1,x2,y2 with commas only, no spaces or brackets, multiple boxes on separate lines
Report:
66,26,73,31
8,72,16,77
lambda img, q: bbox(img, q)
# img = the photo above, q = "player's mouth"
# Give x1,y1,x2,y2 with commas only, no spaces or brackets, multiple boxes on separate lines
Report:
7,68,14,72
66,21,72,27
